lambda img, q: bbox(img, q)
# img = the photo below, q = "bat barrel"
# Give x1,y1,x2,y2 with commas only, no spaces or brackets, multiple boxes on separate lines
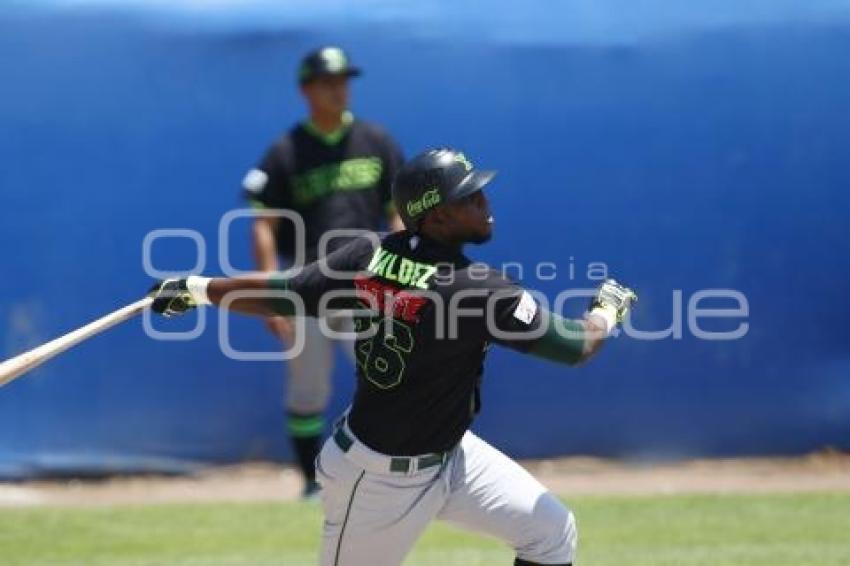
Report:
0,296,154,387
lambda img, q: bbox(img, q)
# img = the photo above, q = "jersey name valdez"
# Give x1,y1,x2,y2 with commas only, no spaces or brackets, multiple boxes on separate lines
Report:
284,231,543,455
366,246,437,289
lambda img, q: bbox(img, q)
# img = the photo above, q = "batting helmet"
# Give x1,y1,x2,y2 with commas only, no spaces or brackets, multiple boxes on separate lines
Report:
392,148,496,231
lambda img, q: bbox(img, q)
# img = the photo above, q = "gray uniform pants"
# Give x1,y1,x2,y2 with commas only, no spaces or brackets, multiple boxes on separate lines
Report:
316,418,577,565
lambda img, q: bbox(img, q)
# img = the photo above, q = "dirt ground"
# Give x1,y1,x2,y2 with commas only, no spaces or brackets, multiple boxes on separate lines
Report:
2,452,849,507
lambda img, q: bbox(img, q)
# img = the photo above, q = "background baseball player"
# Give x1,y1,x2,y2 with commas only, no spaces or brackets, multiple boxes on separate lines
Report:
153,148,636,565
240,46,404,497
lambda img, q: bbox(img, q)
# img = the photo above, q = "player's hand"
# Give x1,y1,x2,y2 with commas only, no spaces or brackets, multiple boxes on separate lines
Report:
148,279,197,317
265,316,295,344
590,278,637,324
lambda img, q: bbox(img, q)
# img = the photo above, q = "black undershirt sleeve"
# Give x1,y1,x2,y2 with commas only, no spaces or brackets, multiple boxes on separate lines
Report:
480,272,586,365
267,236,376,317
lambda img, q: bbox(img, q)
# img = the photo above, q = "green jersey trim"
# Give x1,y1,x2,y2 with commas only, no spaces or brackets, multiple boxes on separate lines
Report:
302,111,354,146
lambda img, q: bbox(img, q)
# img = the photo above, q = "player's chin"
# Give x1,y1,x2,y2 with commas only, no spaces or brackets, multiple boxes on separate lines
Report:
467,225,493,245
330,96,348,113
319,98,346,116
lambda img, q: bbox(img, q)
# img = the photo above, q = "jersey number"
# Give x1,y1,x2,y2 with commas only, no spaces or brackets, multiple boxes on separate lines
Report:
355,318,414,389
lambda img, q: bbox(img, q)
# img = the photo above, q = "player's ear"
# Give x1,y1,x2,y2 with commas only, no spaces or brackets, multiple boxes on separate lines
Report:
430,207,452,225
422,210,447,235
419,210,444,238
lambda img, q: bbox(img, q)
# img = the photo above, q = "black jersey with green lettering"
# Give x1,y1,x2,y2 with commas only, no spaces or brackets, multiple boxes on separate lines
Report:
242,117,403,262
280,231,544,456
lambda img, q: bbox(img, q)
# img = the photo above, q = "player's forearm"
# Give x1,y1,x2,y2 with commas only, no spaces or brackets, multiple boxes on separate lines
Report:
528,311,607,366
529,279,637,366
174,276,298,317
252,219,280,272
577,313,608,364
204,277,277,316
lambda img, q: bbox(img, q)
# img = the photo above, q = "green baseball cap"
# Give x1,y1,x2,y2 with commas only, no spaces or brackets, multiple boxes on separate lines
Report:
298,46,362,85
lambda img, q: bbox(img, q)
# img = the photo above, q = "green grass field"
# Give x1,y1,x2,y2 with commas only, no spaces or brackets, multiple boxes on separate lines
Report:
2,493,849,565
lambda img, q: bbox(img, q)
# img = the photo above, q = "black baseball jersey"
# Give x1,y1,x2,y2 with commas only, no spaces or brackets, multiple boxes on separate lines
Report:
279,231,544,456
242,117,403,262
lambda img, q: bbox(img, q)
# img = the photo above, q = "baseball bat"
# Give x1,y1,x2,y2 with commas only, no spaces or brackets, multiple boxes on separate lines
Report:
0,296,154,388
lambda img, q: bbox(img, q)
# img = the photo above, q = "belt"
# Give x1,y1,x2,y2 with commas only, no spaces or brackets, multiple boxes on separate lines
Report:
333,426,448,474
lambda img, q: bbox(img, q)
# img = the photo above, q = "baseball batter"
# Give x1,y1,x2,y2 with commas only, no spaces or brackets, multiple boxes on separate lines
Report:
241,46,403,497
151,148,636,565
